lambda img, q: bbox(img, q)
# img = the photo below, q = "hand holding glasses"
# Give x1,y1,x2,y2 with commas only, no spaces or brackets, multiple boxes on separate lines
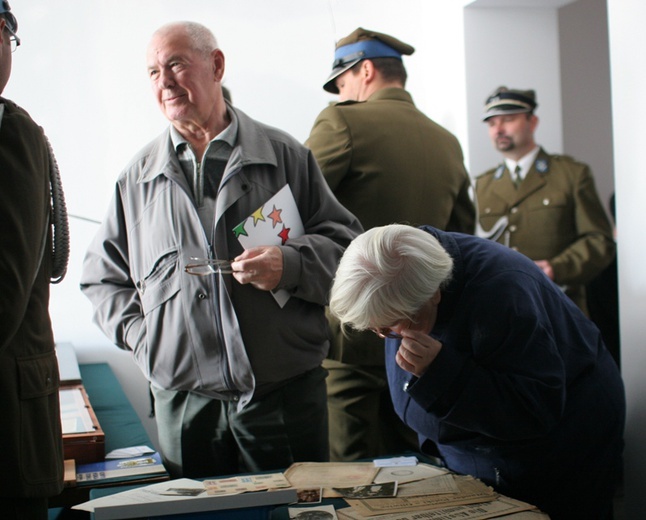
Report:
184,258,234,276
371,327,403,340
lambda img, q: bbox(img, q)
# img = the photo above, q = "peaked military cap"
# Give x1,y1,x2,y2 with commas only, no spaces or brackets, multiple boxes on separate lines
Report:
483,86,537,121
323,27,415,94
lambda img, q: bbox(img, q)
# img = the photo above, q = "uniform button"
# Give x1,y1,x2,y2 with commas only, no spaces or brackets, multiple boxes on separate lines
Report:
509,225,517,232
510,207,518,214
198,293,207,300
232,395,239,402
543,198,550,206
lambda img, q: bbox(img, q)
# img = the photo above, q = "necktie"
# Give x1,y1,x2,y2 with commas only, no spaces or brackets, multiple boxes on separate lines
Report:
513,165,522,188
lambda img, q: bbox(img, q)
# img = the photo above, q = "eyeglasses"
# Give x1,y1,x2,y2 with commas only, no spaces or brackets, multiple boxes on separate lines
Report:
371,327,403,340
184,258,233,276
6,27,19,52
2,12,20,53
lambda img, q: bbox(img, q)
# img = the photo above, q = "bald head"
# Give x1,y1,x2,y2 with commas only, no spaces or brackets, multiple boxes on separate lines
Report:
150,21,218,58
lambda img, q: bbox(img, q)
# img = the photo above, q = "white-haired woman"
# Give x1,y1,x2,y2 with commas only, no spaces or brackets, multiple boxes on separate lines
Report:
329,224,624,520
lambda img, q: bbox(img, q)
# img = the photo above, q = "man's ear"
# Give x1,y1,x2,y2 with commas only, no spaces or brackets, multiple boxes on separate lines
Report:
362,60,377,82
212,49,225,82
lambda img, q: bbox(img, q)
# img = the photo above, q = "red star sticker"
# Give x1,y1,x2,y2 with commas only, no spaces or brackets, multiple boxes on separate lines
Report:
278,224,291,245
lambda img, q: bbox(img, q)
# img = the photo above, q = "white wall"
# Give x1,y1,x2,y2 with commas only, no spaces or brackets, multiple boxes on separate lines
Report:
607,0,646,515
5,0,469,451
464,6,564,177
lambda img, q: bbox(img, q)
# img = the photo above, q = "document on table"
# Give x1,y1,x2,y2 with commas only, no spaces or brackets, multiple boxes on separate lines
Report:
72,479,206,512
396,474,460,497
337,495,547,520
343,475,497,517
284,462,379,498
374,462,448,484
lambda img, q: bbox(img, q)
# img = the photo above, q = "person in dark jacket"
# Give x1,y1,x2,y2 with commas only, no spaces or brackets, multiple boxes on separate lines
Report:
0,2,68,518
329,224,625,520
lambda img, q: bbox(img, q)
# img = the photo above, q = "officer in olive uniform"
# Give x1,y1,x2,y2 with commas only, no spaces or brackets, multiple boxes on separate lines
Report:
306,28,475,462
475,86,615,313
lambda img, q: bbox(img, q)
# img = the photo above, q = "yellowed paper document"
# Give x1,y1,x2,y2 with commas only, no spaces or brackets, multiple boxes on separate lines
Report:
284,462,380,498
396,474,460,497
343,475,497,516
337,495,540,520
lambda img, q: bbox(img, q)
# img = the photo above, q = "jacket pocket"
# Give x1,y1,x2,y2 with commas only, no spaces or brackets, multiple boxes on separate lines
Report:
138,249,182,315
17,352,63,485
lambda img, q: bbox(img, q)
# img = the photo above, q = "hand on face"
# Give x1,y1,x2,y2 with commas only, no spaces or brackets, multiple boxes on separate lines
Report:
395,329,442,377
231,246,283,291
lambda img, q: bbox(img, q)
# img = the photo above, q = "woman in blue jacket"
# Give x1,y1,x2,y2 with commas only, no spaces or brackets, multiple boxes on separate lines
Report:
329,224,625,520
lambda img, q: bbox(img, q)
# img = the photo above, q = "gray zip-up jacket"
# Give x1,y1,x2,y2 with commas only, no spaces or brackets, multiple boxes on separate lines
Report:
80,106,361,409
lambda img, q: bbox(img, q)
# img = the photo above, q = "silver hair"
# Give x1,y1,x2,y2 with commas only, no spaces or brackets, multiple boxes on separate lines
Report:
154,21,218,57
329,225,454,332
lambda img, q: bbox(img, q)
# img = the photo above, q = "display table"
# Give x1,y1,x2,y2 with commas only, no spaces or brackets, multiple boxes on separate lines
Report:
49,363,169,515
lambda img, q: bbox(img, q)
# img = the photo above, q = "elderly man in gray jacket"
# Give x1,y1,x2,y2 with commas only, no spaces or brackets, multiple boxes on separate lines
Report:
80,21,361,479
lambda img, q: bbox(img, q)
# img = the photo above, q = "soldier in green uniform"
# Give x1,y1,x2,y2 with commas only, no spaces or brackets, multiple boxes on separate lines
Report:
306,28,475,462
475,86,615,313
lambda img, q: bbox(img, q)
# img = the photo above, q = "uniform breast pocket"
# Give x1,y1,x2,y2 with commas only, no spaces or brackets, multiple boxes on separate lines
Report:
137,250,182,315
527,192,570,228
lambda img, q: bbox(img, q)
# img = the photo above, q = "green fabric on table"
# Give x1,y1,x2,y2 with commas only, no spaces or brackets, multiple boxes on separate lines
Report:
79,364,151,453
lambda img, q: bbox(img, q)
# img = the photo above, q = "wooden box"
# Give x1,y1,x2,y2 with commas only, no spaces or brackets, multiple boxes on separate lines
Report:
60,384,105,464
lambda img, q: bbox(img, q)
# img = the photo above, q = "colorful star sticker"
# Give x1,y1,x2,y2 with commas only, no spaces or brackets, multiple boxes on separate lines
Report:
268,205,283,228
278,224,291,245
251,207,265,226
232,220,248,238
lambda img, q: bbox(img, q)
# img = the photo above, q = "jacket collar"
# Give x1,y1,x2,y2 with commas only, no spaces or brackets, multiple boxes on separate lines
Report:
366,87,414,105
137,104,278,184
490,147,551,206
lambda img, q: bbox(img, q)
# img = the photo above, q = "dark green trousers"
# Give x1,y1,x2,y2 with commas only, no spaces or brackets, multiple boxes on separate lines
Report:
152,367,329,479
324,359,419,461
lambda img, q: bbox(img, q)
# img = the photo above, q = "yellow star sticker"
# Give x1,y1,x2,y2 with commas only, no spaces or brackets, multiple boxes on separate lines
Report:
251,207,265,226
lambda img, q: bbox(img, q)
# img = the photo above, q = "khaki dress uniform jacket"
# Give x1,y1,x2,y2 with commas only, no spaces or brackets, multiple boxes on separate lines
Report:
475,148,615,311
306,88,474,460
0,99,64,499
307,88,474,363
